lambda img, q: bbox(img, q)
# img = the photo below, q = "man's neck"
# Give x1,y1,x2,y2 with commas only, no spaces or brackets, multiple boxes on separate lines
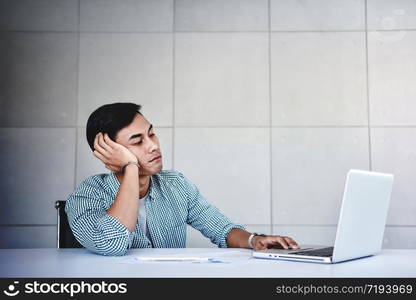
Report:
116,173,151,199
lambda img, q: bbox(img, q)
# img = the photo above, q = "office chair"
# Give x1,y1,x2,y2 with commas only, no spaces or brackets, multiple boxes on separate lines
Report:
55,200,83,248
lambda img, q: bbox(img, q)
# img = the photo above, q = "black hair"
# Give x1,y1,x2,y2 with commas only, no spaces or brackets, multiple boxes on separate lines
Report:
86,102,142,151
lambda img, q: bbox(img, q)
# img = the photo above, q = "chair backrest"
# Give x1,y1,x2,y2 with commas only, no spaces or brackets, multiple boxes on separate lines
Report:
55,200,83,248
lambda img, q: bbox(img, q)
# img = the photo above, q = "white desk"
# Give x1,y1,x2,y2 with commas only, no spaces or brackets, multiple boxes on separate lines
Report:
0,248,415,278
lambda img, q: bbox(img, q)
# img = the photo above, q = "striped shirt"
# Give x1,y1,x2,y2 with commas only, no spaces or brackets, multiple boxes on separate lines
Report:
65,170,245,256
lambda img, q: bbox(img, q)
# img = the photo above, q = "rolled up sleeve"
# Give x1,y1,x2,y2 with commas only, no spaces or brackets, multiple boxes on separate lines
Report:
179,173,245,248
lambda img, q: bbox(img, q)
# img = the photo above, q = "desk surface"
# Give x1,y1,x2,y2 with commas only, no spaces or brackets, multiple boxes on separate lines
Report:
1,248,415,278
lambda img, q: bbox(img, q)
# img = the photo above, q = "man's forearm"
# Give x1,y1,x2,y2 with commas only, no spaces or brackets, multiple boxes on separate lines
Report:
226,228,252,248
107,164,139,231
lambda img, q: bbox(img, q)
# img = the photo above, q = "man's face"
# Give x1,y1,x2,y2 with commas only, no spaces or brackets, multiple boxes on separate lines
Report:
115,113,163,175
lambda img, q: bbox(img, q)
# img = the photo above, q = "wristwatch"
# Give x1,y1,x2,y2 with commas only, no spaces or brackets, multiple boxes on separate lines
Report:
248,232,267,249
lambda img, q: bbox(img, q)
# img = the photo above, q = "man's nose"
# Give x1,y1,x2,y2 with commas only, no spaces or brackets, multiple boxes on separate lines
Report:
148,139,159,152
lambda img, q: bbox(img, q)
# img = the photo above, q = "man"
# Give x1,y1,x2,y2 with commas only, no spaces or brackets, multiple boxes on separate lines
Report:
66,102,299,256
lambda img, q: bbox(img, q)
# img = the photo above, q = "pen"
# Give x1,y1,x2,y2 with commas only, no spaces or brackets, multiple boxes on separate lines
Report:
135,256,210,262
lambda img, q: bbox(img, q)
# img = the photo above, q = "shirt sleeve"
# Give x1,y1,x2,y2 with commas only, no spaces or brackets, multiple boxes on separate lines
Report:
178,172,246,248
65,178,134,256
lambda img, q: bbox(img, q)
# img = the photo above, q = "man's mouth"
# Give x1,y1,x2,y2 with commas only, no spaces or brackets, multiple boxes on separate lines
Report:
149,155,162,163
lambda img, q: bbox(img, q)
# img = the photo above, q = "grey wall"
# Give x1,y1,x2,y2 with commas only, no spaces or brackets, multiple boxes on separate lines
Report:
0,0,415,249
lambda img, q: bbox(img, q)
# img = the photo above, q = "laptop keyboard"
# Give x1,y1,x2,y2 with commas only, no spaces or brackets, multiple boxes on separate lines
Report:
291,247,334,257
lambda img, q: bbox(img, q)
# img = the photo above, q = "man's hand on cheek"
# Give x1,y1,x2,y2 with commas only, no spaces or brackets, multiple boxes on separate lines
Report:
92,132,139,173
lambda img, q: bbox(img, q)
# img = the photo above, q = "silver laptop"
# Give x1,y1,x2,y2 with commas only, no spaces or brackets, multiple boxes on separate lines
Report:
253,169,394,264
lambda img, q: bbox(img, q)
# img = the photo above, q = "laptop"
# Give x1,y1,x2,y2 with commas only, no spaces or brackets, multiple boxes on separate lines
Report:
253,169,394,264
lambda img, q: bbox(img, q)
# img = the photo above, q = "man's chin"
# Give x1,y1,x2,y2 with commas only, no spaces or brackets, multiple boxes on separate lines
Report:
142,164,163,175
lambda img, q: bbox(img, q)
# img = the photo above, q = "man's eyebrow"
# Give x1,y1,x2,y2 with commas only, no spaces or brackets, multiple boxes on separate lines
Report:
128,124,153,140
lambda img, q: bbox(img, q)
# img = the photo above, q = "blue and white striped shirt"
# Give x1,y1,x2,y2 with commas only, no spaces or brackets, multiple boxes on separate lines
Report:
65,170,245,256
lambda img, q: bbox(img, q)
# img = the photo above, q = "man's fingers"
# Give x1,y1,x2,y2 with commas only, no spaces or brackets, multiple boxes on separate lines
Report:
97,132,113,152
93,133,108,156
258,237,289,250
254,235,299,251
284,236,299,249
103,133,118,147
273,236,290,249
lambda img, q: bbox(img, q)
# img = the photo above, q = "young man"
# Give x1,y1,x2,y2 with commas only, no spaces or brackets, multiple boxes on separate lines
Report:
66,103,299,256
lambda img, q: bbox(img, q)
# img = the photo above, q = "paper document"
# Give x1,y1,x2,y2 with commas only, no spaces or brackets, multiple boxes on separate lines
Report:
119,249,253,265
135,256,210,262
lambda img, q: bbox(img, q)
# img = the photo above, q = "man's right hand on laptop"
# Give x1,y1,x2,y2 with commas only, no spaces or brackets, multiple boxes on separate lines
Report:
253,235,299,251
